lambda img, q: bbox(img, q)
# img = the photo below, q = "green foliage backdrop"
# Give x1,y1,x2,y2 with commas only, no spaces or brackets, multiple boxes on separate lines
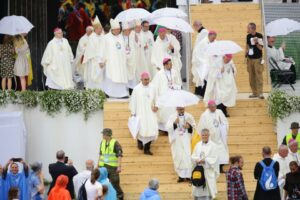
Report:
0,90,106,120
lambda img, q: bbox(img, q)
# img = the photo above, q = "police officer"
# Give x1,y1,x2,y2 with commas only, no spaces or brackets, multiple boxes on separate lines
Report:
99,128,124,200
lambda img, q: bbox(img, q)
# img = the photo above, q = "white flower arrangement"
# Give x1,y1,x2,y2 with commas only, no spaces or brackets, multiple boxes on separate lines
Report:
0,90,106,120
268,90,300,120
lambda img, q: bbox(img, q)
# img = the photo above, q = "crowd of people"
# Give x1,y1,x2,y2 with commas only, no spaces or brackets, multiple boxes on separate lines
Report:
0,122,299,200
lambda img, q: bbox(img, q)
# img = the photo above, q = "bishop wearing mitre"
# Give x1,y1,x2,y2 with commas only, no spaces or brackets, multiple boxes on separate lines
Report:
41,28,74,89
81,16,105,89
100,18,129,98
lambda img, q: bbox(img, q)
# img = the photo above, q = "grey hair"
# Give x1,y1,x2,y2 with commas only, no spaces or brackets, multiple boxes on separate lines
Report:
201,128,210,135
56,150,65,160
279,144,288,151
86,26,94,32
149,178,159,190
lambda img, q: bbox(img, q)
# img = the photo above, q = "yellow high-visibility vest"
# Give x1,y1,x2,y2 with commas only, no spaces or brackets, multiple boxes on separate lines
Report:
99,139,118,167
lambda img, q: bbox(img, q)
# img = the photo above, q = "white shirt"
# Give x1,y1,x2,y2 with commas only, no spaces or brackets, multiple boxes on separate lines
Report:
73,170,91,197
85,178,102,200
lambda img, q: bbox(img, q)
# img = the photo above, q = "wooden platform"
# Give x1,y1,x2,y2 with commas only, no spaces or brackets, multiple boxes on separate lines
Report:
190,3,271,93
103,99,277,200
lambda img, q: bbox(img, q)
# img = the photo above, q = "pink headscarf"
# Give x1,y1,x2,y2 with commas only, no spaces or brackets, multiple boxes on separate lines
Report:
225,54,233,60
163,58,171,65
158,28,167,33
140,71,150,79
208,100,216,106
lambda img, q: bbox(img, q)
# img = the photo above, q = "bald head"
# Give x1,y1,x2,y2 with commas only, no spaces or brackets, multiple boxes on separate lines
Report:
85,160,94,171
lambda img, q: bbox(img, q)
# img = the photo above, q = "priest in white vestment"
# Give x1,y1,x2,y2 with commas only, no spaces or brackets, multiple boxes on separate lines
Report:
192,31,217,97
198,100,229,166
267,36,296,83
204,54,237,117
80,17,105,89
73,160,94,197
193,20,209,47
273,145,293,200
192,129,220,200
122,22,135,91
288,139,300,165
41,28,74,89
141,21,155,78
128,20,147,89
100,18,129,98
75,26,93,77
166,29,182,74
129,72,158,155
151,28,182,77
152,58,182,131
166,107,196,182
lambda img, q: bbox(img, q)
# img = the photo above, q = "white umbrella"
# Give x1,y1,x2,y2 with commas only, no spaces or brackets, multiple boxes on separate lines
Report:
205,40,243,56
266,18,300,37
150,7,187,19
116,8,151,23
151,17,193,33
157,89,200,107
0,15,34,35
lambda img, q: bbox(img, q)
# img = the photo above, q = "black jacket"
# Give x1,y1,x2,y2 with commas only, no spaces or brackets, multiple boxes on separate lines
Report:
48,161,78,198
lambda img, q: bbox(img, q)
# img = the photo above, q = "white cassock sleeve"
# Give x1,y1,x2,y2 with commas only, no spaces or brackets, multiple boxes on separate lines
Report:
41,43,53,69
129,88,137,115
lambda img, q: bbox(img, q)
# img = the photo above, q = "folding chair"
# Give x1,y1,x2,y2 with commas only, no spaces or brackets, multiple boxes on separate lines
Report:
269,57,295,91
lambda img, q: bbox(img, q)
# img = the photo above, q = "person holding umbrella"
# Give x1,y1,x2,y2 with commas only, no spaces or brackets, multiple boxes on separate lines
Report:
204,54,238,117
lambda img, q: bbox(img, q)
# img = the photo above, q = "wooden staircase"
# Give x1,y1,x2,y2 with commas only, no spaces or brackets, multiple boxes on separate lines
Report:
102,3,277,200
103,99,277,200
190,3,271,93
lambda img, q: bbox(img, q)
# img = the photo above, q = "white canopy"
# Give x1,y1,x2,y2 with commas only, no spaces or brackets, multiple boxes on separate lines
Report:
266,18,300,37
151,17,193,33
0,15,34,35
157,89,199,107
205,40,243,56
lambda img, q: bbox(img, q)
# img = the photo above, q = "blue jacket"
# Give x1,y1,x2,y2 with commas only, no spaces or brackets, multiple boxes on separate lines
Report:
140,188,161,200
98,167,117,200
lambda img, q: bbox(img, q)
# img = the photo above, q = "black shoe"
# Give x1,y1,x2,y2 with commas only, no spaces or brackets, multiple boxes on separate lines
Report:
137,142,143,150
177,177,185,183
144,151,153,156
185,178,191,182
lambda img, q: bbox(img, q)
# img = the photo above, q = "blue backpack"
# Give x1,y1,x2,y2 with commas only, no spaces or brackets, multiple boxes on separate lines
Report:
259,160,278,191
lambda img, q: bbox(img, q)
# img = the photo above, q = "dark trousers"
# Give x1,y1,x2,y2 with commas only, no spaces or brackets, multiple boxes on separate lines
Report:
104,164,124,199
195,80,207,97
138,140,152,152
217,103,228,117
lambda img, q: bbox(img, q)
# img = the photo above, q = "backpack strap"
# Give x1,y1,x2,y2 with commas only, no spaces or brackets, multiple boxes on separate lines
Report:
269,160,276,168
259,161,266,168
